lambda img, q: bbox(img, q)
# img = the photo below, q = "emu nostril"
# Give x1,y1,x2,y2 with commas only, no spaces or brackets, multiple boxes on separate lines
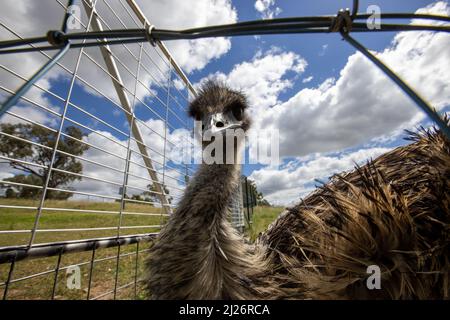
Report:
216,121,224,128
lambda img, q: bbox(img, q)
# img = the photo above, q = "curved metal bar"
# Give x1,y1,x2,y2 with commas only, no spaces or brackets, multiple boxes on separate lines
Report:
0,0,77,117
351,0,359,20
0,233,157,264
0,43,70,118
0,13,449,54
341,32,450,138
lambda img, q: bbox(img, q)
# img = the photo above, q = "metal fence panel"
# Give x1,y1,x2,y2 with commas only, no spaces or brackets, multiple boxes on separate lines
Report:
0,0,198,300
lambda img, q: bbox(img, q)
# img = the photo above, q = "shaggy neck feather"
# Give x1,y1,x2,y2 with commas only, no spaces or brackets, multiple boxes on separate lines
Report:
146,143,257,299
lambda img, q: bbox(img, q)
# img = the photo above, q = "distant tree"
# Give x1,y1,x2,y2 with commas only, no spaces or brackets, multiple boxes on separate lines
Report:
242,176,271,207
257,198,271,206
0,123,89,199
130,194,142,201
5,187,18,198
139,183,173,204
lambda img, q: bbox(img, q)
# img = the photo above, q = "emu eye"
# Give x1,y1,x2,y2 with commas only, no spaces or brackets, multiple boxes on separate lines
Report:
231,106,243,121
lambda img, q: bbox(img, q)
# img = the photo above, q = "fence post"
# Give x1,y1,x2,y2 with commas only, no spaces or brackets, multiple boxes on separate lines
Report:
244,176,251,226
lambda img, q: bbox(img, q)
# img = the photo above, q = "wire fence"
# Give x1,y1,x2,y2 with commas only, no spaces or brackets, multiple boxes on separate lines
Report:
0,0,449,300
0,0,203,300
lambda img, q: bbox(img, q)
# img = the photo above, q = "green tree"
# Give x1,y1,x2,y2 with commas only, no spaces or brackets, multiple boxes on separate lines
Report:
139,183,172,204
0,123,89,200
241,176,271,207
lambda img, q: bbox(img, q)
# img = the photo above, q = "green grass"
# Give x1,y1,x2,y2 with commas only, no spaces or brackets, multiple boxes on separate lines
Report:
0,199,167,247
0,199,165,300
0,199,283,299
246,206,284,242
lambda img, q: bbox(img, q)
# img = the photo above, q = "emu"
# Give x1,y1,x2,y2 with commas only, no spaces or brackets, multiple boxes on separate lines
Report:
145,81,449,299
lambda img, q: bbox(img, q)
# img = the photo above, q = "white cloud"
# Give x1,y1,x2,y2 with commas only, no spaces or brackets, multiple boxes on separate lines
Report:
0,163,15,180
318,44,328,56
136,0,237,73
194,0,448,170
250,146,391,206
63,120,188,204
259,1,450,158
198,48,307,110
0,1,67,126
246,2,450,205
302,76,313,83
0,0,237,126
73,0,237,104
194,1,449,163
173,78,186,91
254,0,282,19
0,0,231,204
195,48,306,166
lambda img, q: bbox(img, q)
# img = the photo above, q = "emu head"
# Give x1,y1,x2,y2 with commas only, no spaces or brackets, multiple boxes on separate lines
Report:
189,81,251,135
188,81,251,163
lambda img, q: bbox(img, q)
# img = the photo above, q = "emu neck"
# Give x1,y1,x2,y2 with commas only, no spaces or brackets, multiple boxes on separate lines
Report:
176,140,243,224
178,162,239,220
147,142,257,299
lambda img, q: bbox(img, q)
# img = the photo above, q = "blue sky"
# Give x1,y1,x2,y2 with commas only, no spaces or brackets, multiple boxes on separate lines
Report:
1,0,449,206
184,0,448,204
191,0,434,84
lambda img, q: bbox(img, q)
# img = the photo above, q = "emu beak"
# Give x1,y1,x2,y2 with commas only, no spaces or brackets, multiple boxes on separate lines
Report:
204,111,242,135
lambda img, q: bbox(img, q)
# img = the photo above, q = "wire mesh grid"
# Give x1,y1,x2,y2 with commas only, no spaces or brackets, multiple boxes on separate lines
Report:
0,0,201,300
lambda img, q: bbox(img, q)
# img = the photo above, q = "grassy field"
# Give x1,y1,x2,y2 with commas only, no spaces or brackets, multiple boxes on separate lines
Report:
246,206,284,242
0,198,283,299
0,199,167,247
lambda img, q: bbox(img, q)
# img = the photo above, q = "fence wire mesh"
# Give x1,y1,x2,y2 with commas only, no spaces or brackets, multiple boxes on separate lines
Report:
0,0,207,300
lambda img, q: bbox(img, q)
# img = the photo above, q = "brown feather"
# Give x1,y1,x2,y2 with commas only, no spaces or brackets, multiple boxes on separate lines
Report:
146,81,449,300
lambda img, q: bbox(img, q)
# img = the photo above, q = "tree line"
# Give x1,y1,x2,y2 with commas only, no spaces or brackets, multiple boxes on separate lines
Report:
0,123,171,203
241,176,271,207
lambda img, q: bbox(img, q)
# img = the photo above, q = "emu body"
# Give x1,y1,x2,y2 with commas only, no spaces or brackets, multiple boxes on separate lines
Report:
146,82,450,300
